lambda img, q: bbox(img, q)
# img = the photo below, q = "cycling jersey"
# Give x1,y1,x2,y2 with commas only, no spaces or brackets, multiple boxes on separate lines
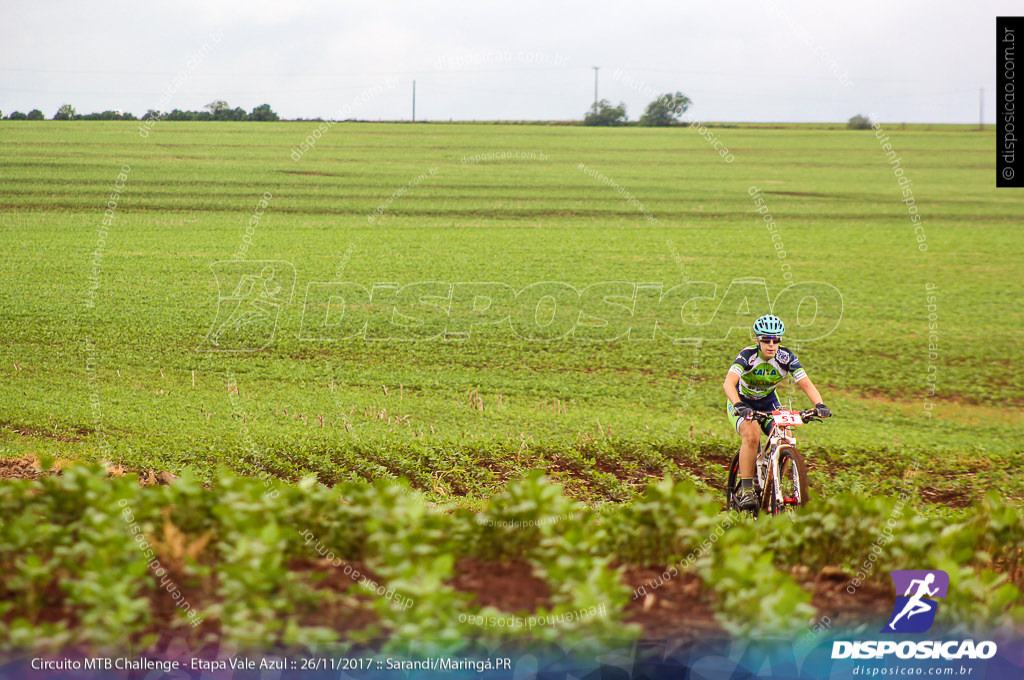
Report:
728,345,807,400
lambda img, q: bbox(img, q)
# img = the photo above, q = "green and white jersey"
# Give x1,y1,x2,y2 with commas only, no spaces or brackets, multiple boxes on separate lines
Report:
728,345,807,400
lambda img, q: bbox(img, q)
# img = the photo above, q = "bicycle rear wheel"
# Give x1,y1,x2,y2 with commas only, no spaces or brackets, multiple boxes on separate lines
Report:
769,446,809,516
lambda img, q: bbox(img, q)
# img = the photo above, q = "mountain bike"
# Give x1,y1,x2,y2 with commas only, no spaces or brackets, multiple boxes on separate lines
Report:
726,409,824,516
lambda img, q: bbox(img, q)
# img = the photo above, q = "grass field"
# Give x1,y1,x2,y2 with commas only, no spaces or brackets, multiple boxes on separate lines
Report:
1,121,1023,654
1,121,1020,506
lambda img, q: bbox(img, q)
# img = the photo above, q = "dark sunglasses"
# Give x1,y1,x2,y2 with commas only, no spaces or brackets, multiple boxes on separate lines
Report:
758,336,781,345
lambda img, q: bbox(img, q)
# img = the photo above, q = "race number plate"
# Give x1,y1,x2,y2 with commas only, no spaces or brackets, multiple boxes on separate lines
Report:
773,411,803,426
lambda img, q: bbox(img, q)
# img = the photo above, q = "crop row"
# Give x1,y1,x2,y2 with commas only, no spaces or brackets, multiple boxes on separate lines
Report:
2,465,1022,654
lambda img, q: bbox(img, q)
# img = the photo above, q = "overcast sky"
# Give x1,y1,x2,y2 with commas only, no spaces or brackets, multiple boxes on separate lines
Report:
0,0,1013,123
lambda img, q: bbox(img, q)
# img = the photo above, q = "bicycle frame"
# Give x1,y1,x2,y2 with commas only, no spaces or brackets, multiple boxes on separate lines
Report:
726,407,823,515
765,409,819,510
744,408,819,514
756,409,809,509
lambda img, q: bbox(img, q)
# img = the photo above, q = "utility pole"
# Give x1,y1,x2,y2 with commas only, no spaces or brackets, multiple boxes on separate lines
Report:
592,67,599,108
412,80,416,122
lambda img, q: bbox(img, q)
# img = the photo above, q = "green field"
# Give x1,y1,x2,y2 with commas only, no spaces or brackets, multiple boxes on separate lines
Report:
1,121,1023,653
1,121,1021,505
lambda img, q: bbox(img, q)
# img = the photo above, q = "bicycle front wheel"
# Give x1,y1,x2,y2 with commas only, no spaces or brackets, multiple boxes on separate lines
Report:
769,446,809,516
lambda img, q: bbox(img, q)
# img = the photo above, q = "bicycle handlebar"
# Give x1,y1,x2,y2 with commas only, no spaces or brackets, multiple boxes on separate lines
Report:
745,409,825,424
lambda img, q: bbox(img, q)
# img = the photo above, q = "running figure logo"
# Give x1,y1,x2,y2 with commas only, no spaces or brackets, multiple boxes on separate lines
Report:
882,570,949,634
198,260,296,352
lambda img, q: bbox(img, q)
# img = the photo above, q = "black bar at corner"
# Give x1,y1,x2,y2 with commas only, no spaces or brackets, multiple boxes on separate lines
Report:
998,17,1024,187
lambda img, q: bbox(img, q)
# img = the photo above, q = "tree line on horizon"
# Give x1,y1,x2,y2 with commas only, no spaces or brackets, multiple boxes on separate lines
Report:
2,100,281,122
4,94,699,126
1,93,877,128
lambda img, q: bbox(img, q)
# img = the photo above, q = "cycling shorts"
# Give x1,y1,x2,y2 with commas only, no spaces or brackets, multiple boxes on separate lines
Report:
726,393,781,436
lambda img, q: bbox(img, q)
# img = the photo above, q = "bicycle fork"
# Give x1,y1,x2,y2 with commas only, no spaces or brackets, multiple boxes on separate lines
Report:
755,447,771,507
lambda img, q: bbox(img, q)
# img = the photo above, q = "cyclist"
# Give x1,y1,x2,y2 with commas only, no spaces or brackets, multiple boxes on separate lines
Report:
722,314,831,513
